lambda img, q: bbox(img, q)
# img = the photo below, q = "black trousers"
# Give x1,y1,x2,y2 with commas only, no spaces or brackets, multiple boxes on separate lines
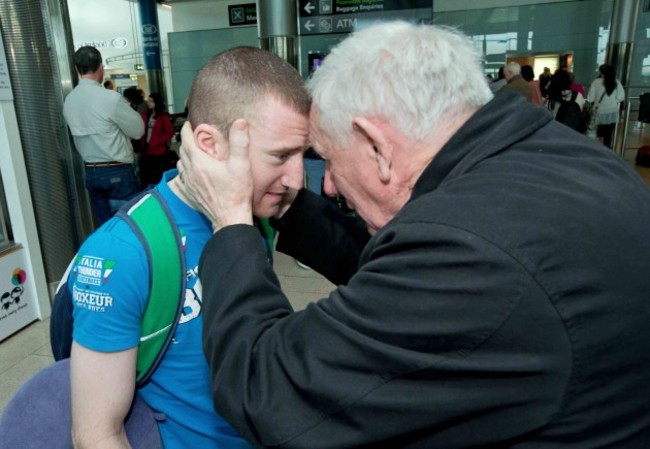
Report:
597,123,616,149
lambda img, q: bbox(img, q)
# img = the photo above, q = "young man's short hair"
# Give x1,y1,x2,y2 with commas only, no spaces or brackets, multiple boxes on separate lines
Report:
188,47,310,135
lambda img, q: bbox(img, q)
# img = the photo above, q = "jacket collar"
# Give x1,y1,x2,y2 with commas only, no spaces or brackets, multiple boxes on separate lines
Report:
409,91,552,203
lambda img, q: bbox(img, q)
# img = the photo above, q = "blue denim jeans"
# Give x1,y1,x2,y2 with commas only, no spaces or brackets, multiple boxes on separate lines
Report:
84,164,140,225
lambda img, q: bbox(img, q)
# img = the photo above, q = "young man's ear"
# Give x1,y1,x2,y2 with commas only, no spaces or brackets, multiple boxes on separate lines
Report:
352,117,393,182
193,124,226,160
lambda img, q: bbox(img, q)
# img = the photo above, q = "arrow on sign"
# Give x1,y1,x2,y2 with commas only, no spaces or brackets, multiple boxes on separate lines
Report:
304,2,315,14
304,20,314,31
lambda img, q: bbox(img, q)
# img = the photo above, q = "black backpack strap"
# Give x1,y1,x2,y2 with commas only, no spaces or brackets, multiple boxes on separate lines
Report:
116,189,186,388
49,261,76,360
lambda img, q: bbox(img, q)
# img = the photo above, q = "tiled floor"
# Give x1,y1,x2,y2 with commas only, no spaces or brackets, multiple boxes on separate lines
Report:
0,250,334,415
0,318,54,414
621,119,650,183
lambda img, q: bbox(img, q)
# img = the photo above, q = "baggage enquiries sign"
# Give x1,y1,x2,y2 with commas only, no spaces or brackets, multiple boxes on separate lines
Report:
298,0,432,35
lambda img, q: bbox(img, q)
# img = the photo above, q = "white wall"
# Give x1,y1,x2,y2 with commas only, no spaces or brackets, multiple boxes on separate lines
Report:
67,0,174,103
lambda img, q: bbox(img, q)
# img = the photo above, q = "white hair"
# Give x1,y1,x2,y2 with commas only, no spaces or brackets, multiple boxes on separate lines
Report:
506,62,521,76
306,21,493,147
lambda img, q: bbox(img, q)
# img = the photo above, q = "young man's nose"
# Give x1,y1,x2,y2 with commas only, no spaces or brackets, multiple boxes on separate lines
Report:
282,157,304,191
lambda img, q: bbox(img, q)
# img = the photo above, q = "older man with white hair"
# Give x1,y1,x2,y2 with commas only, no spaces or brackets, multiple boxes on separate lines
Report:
499,61,532,101
178,22,650,448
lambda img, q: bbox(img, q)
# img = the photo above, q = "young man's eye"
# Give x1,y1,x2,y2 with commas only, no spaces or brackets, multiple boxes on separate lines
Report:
273,152,294,163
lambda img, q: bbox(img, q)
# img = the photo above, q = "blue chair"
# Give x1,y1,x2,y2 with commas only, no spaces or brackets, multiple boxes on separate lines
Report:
0,359,163,449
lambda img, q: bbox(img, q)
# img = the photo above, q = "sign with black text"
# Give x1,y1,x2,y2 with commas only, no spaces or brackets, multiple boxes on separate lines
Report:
298,0,432,35
299,0,431,16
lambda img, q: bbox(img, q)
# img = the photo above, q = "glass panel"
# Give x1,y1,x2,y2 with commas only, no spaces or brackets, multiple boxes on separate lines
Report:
433,0,614,92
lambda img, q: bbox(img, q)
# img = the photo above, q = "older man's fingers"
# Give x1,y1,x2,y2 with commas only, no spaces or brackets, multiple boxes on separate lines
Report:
227,119,250,166
180,121,194,157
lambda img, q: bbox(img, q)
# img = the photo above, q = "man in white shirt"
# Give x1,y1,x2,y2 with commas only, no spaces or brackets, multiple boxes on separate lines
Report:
63,46,144,225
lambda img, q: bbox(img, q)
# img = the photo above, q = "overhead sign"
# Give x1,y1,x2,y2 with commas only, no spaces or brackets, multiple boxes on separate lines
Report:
229,3,257,26
73,37,129,51
299,0,431,16
138,0,161,70
298,0,432,35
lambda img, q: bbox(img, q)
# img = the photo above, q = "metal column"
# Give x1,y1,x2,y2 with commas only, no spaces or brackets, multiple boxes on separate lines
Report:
606,0,640,88
256,0,298,69
607,0,640,156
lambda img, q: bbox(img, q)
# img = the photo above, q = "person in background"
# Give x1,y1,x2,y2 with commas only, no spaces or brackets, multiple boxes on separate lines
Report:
546,69,585,118
489,66,507,93
124,87,148,117
539,66,552,98
123,87,147,155
587,63,625,148
134,88,149,116
103,79,114,90
140,92,175,187
178,21,650,448
499,61,532,101
568,71,586,98
63,46,143,226
521,64,543,105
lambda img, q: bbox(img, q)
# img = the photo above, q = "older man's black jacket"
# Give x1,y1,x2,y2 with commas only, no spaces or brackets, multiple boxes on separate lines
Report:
199,93,650,448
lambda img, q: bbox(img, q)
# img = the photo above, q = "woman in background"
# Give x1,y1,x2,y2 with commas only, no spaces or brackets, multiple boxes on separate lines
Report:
546,69,585,118
521,65,543,105
140,92,174,187
587,64,625,148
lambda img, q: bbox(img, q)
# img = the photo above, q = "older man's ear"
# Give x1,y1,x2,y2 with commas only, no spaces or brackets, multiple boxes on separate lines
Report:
193,123,227,160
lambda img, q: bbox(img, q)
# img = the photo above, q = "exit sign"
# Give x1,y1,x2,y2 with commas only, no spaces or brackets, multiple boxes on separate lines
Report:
134,63,144,71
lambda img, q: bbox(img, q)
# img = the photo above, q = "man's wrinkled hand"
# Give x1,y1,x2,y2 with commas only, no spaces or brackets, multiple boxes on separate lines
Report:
177,120,254,231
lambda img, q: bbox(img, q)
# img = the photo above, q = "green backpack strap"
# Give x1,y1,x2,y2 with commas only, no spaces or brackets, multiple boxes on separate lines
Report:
117,190,186,388
257,217,275,264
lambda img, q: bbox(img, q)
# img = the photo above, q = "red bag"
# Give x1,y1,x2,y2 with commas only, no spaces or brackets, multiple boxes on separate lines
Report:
636,145,650,167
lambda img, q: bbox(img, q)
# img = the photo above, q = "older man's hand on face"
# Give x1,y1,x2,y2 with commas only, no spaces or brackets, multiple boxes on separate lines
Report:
177,120,254,232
